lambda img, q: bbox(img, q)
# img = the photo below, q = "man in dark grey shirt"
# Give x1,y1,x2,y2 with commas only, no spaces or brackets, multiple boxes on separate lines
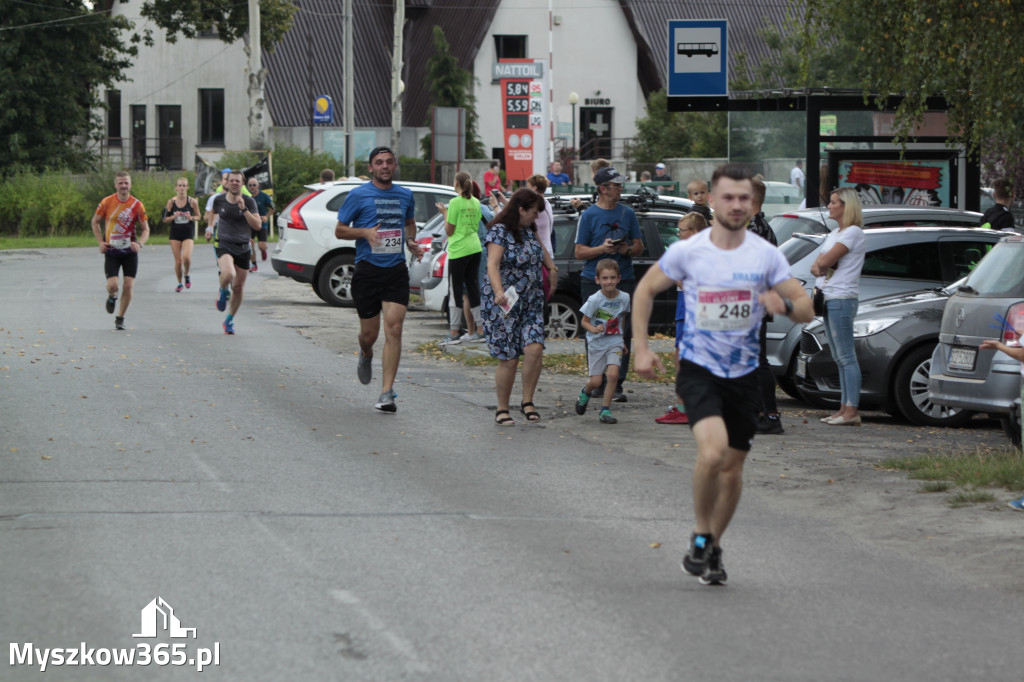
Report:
212,171,261,334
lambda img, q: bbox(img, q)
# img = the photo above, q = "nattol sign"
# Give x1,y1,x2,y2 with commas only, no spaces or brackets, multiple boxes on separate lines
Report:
493,62,544,80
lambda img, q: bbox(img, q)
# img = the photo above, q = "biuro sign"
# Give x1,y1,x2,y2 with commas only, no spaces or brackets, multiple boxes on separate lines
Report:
497,59,544,182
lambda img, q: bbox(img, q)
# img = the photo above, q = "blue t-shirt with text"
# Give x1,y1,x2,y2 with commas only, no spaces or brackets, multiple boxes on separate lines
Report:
575,203,642,280
336,182,416,268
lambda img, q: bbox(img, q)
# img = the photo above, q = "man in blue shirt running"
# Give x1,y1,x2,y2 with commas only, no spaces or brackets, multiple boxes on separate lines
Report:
335,147,423,412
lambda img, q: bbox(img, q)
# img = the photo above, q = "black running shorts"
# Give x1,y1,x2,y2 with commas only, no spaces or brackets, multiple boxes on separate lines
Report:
675,358,759,451
104,251,138,279
169,224,195,242
216,243,252,271
251,226,269,241
352,261,410,319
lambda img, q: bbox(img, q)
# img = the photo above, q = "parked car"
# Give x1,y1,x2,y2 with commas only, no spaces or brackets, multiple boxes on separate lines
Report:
768,227,1005,399
768,205,985,247
761,180,803,219
408,212,447,297
794,281,976,426
929,235,1024,446
271,179,457,306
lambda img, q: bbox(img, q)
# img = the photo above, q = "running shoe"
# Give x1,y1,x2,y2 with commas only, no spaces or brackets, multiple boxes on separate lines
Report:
599,409,617,424
460,332,486,343
1008,496,1024,512
437,335,461,346
176,283,184,293
223,318,235,335
655,406,689,424
216,288,230,311
612,391,628,403
261,249,267,261
682,533,714,576
114,316,125,331
755,414,785,435
250,262,258,273
185,275,191,289
105,296,116,314
357,352,372,385
374,389,397,413
699,546,727,586
574,387,590,415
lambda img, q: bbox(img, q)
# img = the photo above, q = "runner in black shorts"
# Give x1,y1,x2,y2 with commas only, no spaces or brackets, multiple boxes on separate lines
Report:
163,177,200,292
211,171,262,335
334,146,421,412
632,163,813,586
91,171,150,331
351,261,410,319
246,177,274,271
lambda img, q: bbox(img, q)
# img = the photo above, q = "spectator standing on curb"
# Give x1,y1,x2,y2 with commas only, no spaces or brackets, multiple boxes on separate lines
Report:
527,175,556,302
574,259,630,424
211,171,261,335
246,177,274,271
91,171,149,331
484,160,505,195
320,168,335,184
813,187,867,426
977,336,1024,511
655,211,707,425
749,176,784,435
574,166,643,402
481,189,558,426
654,163,674,194
791,160,805,191
335,146,422,413
437,171,484,345
632,163,812,586
979,178,1015,231
163,177,199,293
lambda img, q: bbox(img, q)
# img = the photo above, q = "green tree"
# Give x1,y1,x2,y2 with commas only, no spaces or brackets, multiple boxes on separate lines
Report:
631,90,727,162
137,0,295,49
420,26,485,161
0,1,136,176
800,0,1024,175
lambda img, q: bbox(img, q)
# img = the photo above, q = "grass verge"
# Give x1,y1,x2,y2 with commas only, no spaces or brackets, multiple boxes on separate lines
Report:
412,341,678,384
881,446,1024,507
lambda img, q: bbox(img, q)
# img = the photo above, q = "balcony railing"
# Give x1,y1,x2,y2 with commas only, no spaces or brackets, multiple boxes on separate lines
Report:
95,137,185,171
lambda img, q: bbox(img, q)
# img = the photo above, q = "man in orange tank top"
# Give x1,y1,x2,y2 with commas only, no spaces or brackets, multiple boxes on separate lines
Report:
90,171,149,330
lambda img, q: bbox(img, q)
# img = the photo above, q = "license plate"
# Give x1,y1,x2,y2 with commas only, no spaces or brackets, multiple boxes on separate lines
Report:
796,355,807,378
948,346,977,371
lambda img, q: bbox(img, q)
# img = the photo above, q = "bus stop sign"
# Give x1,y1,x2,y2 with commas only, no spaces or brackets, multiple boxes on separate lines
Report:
667,19,728,97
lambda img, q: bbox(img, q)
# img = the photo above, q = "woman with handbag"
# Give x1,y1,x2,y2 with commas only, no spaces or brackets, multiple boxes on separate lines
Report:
810,187,866,425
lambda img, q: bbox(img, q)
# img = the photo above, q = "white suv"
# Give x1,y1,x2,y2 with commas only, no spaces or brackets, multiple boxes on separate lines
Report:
271,179,457,306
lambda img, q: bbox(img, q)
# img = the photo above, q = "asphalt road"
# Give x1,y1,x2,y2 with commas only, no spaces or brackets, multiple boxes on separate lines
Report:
2,246,1023,681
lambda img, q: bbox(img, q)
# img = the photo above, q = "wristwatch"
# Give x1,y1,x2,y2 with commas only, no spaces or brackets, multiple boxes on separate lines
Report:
782,297,794,314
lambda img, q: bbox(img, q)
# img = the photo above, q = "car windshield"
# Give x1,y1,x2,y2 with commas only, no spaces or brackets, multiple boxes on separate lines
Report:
769,214,829,245
963,239,1024,296
417,212,446,238
779,232,823,266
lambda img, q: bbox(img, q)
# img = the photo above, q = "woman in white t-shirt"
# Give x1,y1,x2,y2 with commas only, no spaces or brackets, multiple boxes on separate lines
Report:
811,187,866,425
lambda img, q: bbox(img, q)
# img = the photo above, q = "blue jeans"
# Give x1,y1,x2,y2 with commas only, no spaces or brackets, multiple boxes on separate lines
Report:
823,297,861,407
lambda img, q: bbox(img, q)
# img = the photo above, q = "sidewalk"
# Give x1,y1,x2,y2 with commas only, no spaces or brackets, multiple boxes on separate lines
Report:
441,334,677,357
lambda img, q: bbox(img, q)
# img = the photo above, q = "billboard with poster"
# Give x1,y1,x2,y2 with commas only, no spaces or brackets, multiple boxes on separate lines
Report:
830,151,960,208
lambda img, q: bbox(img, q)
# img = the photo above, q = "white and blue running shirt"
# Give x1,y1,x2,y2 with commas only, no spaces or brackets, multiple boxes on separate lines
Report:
658,228,791,378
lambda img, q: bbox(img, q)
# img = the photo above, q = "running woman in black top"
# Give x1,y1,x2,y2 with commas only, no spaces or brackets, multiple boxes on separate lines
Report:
163,177,200,292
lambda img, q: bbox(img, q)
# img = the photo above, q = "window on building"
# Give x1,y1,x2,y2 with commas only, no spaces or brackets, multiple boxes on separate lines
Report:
198,89,225,146
106,90,121,146
494,35,527,59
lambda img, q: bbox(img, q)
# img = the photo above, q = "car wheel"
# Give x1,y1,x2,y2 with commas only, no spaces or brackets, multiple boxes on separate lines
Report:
546,294,581,340
311,278,325,302
1001,403,1022,449
316,253,356,307
776,349,802,400
894,345,974,427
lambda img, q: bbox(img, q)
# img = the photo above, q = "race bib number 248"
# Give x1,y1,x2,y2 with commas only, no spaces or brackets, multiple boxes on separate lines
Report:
696,287,754,331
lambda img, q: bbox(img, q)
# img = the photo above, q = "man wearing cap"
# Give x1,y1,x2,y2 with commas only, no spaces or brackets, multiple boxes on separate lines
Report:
654,162,674,194
335,146,423,413
574,166,644,401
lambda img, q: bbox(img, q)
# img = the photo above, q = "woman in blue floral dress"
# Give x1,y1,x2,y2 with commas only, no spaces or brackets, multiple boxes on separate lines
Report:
482,189,559,425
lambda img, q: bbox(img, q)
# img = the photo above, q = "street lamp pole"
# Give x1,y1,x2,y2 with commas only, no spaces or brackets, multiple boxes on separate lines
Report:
568,91,578,185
